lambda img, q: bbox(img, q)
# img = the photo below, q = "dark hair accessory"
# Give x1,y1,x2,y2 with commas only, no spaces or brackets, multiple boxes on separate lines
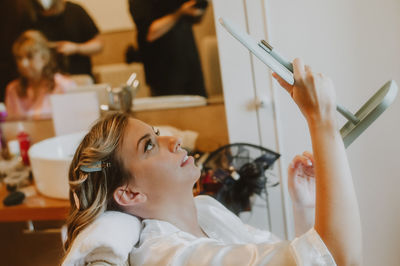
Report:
80,161,111,173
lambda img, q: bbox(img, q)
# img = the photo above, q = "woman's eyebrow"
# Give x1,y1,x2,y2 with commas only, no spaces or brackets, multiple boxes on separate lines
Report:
137,133,151,151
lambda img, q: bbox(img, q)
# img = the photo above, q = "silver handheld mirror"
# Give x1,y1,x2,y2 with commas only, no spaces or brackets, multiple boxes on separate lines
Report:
219,17,398,148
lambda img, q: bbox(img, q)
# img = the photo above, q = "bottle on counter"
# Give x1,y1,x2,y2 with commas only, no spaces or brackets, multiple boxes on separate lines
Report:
17,123,31,166
0,103,10,160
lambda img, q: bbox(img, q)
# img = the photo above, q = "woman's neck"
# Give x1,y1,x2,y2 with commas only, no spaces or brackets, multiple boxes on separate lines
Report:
149,194,207,238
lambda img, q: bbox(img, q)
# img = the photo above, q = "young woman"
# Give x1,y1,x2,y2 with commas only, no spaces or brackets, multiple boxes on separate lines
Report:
5,30,76,119
63,58,362,265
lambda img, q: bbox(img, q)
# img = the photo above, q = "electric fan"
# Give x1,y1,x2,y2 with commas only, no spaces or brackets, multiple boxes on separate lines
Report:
198,143,280,215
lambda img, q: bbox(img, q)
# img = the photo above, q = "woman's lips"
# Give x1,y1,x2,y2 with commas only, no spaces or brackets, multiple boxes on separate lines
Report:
181,155,193,167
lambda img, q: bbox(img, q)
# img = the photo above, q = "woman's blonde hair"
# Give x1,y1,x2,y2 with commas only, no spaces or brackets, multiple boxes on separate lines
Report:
12,30,58,97
63,112,133,254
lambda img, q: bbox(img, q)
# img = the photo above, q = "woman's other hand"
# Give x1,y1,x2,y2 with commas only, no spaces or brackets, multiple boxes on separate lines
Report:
272,58,337,126
288,151,316,236
288,151,315,209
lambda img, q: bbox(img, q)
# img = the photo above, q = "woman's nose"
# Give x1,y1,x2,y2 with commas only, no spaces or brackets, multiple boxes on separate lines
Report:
169,137,182,152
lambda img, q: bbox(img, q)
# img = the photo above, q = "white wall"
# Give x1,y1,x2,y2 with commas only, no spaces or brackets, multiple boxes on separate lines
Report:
266,0,400,265
215,0,400,265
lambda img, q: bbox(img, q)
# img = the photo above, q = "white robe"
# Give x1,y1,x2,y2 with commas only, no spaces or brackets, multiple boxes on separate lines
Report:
63,195,336,265
130,195,336,265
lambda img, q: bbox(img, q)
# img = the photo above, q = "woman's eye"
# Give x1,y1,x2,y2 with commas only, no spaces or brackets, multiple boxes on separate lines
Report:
144,139,154,152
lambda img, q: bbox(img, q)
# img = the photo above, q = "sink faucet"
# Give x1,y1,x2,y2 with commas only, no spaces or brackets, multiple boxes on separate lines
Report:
107,73,140,112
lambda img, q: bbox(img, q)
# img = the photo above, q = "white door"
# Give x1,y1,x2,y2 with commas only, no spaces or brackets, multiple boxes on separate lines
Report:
213,0,291,240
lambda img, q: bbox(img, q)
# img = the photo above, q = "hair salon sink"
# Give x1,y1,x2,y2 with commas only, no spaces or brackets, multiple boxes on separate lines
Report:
28,132,85,199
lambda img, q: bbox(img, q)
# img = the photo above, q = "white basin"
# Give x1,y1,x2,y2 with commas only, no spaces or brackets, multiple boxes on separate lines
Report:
132,95,207,111
28,132,86,199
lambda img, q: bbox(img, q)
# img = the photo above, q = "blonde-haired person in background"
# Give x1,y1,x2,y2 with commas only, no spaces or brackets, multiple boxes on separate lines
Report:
5,30,76,119
62,58,362,265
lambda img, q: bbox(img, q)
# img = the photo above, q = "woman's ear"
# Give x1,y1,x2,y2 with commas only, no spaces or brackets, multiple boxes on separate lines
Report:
113,185,147,207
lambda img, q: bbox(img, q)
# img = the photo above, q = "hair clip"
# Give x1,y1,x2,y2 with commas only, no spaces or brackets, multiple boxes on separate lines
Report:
152,126,160,136
80,161,111,173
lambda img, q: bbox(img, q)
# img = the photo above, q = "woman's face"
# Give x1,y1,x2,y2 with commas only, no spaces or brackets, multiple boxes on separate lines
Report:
119,118,200,201
15,45,48,80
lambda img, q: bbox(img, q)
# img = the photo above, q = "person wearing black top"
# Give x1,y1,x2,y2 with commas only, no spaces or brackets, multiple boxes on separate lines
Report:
129,0,207,97
33,0,103,77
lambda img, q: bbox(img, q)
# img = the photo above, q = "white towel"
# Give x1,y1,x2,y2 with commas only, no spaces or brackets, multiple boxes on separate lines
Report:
62,211,141,266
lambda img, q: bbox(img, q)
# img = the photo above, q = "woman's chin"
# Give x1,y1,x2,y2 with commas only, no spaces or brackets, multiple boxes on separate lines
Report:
191,169,201,183
194,167,201,179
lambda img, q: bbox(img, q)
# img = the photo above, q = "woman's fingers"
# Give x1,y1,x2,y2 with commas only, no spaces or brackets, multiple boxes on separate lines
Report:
294,154,312,168
289,154,314,178
273,58,307,98
272,72,293,96
303,151,314,163
293,58,306,82
288,157,298,178
304,65,313,81
277,58,337,123
288,155,303,185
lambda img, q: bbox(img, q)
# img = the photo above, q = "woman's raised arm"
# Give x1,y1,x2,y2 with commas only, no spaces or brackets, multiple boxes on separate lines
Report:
273,58,362,265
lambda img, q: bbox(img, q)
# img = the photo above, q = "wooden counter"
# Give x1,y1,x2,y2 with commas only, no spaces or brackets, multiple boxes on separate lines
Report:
0,184,70,222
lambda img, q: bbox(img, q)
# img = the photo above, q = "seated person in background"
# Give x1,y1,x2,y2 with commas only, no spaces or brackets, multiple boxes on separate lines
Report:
5,30,76,119
33,0,103,77
62,59,362,265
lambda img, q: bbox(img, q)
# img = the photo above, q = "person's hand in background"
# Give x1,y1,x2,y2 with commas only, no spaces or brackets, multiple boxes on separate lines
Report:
178,0,205,18
51,37,102,56
55,41,80,55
